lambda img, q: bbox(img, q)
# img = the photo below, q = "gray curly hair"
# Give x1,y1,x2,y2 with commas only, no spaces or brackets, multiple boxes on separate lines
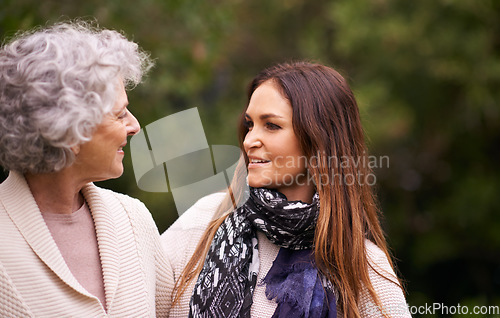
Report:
0,21,153,173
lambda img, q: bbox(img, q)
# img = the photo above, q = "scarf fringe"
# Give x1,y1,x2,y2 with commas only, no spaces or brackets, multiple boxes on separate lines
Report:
262,261,313,285
263,263,319,315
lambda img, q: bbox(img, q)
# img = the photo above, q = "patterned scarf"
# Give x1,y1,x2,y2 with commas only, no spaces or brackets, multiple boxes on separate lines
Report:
189,187,334,318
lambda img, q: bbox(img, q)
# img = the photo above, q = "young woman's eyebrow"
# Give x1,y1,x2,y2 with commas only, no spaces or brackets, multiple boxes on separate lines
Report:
245,113,284,120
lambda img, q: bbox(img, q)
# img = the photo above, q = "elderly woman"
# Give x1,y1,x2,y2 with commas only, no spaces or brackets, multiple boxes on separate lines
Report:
0,22,172,317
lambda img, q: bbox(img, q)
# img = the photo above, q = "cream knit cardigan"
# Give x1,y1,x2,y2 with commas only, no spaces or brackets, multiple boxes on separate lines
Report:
0,171,174,317
161,192,411,318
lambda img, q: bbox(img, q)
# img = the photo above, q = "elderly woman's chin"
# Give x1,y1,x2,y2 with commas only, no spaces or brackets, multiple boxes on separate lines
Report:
93,156,125,182
106,154,126,180
71,150,127,183
71,136,129,183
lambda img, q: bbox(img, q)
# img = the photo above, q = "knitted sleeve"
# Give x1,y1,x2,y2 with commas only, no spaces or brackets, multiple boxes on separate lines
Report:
155,232,175,317
359,240,411,317
0,260,34,317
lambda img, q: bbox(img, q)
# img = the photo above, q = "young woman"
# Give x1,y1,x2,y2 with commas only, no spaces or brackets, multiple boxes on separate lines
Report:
161,61,410,317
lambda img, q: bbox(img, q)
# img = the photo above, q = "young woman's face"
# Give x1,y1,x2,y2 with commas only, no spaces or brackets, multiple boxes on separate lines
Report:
243,80,314,202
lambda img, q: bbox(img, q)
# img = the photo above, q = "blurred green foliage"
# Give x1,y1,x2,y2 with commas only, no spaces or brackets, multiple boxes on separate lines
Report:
1,0,499,316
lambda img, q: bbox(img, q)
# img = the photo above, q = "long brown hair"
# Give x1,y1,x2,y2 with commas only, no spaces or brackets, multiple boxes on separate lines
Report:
173,61,402,317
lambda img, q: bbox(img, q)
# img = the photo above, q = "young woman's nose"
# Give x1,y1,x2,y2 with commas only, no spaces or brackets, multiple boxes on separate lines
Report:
243,130,263,151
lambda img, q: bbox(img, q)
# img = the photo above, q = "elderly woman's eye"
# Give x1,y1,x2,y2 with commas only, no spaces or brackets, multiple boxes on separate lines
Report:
118,111,128,119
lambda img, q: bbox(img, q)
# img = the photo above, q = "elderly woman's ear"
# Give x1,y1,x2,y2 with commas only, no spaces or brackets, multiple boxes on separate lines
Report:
71,145,81,156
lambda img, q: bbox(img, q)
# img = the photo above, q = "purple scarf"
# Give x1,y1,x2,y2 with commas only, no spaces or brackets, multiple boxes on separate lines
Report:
264,248,337,318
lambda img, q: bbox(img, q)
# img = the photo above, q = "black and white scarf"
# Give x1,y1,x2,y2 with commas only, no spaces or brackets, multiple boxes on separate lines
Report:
189,187,325,318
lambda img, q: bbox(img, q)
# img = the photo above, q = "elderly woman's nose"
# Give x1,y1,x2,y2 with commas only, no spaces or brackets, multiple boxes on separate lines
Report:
127,110,140,136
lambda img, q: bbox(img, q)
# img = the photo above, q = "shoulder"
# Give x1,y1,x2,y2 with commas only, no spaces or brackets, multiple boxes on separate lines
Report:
160,191,226,269
360,239,411,317
365,240,396,277
161,191,226,249
163,192,226,233
0,171,31,200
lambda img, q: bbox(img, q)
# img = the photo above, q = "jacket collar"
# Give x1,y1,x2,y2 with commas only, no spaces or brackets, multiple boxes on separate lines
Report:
81,182,122,308
0,171,122,306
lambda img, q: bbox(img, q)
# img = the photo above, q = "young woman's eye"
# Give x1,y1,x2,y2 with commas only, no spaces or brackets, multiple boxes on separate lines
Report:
266,122,281,130
244,120,254,130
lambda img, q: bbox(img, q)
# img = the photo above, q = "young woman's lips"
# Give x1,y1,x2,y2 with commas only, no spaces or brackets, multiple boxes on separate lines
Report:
247,157,271,169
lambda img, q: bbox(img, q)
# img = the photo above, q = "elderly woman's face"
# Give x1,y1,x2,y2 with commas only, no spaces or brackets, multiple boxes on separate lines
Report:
74,81,140,182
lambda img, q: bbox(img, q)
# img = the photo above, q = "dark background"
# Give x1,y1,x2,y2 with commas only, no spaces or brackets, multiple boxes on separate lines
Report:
1,0,499,316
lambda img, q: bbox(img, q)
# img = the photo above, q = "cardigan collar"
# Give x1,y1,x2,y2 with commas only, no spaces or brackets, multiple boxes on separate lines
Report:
0,171,122,307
